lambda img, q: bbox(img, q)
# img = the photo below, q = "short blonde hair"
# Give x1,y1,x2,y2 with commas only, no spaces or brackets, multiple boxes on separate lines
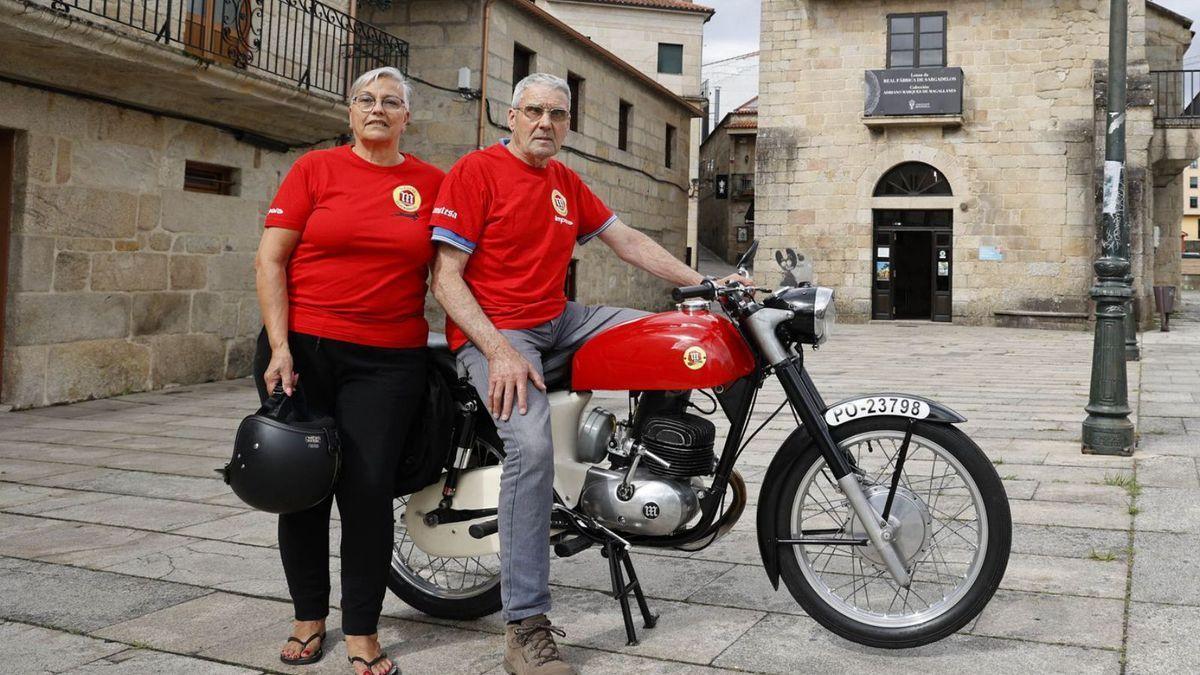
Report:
349,67,412,106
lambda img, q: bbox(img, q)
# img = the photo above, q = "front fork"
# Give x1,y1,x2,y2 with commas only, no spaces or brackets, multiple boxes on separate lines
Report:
775,359,913,588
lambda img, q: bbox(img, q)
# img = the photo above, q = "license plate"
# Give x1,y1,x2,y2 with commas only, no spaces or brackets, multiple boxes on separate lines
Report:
824,396,931,426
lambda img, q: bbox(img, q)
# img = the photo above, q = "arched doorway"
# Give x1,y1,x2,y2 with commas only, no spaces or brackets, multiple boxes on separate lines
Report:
871,162,953,321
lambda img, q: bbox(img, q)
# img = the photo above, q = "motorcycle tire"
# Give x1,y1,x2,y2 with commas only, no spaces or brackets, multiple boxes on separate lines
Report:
773,416,1011,649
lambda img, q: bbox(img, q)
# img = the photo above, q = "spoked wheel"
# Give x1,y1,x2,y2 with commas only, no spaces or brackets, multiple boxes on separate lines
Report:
387,439,503,620
774,417,1010,648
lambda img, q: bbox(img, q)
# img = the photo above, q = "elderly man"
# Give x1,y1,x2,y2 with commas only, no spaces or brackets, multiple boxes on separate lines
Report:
430,73,743,674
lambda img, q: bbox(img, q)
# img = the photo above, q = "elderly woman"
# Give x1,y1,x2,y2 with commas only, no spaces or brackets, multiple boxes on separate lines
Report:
254,66,443,675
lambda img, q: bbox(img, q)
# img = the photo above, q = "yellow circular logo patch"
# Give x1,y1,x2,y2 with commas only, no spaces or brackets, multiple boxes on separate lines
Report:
683,346,707,370
393,185,421,213
551,189,569,217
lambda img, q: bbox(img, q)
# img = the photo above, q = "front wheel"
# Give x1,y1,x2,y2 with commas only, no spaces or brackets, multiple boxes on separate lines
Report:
774,417,1010,648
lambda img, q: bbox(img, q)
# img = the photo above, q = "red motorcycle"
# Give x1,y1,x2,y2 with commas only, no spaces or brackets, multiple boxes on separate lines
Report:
389,244,1011,649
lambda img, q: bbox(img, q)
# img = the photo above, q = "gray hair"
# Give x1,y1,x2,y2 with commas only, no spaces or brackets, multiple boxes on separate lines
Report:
511,73,570,108
349,66,412,106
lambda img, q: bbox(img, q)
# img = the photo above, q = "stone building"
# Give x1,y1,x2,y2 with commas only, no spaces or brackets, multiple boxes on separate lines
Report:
1180,159,1200,242
757,0,1200,327
0,0,698,408
529,0,713,266
699,97,757,264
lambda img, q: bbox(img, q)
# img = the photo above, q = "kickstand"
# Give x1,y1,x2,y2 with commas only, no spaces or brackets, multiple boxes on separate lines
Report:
601,540,658,646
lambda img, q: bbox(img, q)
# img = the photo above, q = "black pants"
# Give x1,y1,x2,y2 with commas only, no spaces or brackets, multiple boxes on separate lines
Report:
253,330,426,635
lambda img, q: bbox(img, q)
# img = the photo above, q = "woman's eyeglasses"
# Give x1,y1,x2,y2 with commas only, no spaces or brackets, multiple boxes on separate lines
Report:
351,95,406,113
519,105,570,123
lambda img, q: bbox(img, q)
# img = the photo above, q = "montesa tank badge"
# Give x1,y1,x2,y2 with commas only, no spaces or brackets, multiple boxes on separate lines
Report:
683,346,707,370
392,185,421,213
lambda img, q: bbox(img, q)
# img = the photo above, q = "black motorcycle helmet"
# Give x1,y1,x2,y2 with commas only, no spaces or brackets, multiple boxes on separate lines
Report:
221,388,340,514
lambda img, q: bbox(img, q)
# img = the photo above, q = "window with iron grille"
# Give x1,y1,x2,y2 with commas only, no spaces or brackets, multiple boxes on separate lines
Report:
1192,196,1198,209
1191,176,1198,189
184,161,237,195
888,13,946,68
618,100,632,151
567,72,583,132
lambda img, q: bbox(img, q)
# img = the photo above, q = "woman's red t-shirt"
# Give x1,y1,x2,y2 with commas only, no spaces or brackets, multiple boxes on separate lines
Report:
264,145,444,348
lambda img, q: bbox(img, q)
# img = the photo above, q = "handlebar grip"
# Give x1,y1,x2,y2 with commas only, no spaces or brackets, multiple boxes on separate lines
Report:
468,518,499,539
672,281,716,303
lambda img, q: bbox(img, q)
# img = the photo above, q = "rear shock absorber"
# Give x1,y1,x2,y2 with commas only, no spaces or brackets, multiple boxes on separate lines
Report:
438,400,478,509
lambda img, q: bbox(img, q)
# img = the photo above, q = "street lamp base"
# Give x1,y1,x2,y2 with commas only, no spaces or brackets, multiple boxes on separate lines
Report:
1081,416,1135,456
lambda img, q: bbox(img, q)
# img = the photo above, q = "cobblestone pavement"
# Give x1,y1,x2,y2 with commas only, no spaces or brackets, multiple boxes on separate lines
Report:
2,294,1197,674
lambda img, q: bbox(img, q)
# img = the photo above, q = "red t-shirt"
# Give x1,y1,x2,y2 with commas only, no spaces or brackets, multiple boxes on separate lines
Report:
430,142,616,349
265,145,444,348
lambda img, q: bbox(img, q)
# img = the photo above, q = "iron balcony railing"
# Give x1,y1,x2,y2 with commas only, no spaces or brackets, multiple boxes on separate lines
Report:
1151,70,1200,125
40,0,408,98
730,172,754,200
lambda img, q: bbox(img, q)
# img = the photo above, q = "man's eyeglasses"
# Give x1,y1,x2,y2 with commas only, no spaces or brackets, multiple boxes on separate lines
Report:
519,105,570,123
351,95,406,113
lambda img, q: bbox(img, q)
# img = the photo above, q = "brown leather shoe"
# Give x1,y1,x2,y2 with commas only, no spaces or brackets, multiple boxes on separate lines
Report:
503,615,576,675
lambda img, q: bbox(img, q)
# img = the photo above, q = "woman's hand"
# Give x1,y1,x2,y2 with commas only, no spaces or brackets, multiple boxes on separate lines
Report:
264,346,298,397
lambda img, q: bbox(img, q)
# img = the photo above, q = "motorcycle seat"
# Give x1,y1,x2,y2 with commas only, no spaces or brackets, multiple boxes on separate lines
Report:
426,333,573,393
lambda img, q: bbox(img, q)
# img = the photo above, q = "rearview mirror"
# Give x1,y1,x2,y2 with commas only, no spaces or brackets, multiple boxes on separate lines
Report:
734,240,758,277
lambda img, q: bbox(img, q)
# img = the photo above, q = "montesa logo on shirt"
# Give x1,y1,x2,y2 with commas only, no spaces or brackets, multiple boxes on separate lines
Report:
268,207,284,215
551,188,573,226
433,206,458,220
392,185,421,213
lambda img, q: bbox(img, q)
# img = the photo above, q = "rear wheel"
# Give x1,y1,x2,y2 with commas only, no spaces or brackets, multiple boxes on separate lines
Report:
387,438,503,620
774,417,1010,648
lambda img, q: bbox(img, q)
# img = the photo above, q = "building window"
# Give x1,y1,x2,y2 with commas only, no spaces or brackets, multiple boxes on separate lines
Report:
567,72,583,132
1192,196,1198,209
513,43,535,88
618,100,632,151
1192,160,1198,169
657,43,684,75
184,161,237,195
1191,176,1198,189
888,13,946,68
873,162,952,196
665,123,676,168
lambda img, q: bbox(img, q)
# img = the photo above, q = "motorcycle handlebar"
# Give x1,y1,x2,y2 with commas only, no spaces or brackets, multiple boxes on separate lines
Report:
672,280,717,302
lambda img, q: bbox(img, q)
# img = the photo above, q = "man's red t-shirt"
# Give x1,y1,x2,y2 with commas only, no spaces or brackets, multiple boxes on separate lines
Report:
430,142,616,350
265,144,444,348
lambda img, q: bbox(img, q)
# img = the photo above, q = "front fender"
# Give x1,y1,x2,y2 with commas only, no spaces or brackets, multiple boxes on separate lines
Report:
755,426,813,590
822,393,966,428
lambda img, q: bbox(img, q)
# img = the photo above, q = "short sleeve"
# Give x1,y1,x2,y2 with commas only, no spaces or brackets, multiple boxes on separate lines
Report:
571,173,617,245
265,153,316,231
430,155,489,254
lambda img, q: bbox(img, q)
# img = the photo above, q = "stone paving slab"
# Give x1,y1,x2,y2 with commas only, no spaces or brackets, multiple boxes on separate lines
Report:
71,648,262,674
1130,531,1200,607
1125,602,1200,673
27,466,232,502
967,590,1126,650
0,620,129,673
710,612,1120,674
34,492,244,532
0,556,210,632
0,513,192,569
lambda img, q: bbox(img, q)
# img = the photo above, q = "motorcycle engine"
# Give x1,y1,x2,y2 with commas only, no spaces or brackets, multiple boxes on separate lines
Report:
575,395,717,536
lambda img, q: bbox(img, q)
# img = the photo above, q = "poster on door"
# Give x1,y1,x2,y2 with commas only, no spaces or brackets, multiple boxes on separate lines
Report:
875,260,891,282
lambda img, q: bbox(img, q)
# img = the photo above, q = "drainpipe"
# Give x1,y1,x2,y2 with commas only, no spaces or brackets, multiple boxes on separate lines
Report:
477,0,497,148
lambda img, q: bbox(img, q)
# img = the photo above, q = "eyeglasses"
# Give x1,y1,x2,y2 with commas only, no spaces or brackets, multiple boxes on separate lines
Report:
350,95,406,113
519,105,570,123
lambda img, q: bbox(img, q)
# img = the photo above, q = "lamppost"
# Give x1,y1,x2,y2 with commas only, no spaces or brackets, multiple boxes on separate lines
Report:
1082,0,1135,455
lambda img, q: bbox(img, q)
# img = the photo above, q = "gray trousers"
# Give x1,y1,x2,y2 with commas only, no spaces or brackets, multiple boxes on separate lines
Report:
456,302,647,621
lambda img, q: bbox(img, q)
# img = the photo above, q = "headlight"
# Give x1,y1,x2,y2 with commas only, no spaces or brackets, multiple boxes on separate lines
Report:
767,286,836,345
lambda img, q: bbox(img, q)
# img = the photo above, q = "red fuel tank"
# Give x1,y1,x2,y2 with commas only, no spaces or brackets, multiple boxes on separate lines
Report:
571,309,756,391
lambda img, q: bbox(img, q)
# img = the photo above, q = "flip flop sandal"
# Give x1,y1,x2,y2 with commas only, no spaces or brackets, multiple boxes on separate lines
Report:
348,653,400,675
280,631,325,666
